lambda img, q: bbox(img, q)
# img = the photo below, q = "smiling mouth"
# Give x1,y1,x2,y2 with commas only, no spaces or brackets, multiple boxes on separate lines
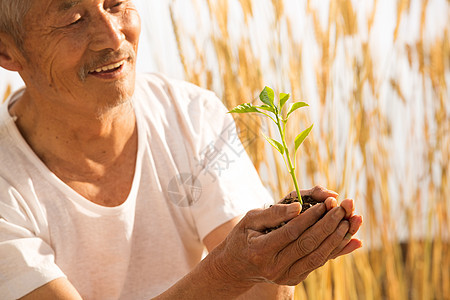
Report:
88,60,125,75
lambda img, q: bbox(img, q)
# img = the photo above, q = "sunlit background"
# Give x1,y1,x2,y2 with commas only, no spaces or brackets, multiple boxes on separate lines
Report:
1,1,449,299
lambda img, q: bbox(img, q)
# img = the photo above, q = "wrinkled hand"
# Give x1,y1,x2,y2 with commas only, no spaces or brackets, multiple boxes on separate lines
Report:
210,186,363,288
284,186,363,259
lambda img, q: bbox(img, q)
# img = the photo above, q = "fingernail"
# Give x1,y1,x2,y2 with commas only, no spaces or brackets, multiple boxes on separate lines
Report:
344,233,353,240
288,202,301,215
329,190,339,197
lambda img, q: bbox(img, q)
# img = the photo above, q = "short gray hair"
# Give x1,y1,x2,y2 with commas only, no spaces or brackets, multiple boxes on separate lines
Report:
0,0,32,47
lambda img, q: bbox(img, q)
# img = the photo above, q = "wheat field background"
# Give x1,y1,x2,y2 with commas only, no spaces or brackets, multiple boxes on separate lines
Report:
165,1,449,298
1,0,449,299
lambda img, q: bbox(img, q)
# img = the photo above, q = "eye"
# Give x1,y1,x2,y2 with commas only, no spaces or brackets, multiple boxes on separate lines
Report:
107,1,124,11
66,14,83,27
69,17,82,26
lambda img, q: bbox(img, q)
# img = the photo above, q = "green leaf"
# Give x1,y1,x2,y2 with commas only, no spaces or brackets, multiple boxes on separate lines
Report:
228,103,259,114
294,124,314,154
286,102,309,119
259,86,275,107
261,132,284,155
256,104,276,114
279,93,290,110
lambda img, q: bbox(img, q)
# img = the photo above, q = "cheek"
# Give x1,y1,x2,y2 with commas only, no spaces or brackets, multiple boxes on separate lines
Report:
26,33,85,71
32,42,88,91
48,38,86,79
123,8,141,47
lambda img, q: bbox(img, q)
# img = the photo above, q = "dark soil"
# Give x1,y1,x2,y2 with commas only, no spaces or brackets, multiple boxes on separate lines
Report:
264,195,320,233
278,194,320,213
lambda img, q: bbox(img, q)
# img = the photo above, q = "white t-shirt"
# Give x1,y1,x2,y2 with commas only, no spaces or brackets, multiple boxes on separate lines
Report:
0,73,273,299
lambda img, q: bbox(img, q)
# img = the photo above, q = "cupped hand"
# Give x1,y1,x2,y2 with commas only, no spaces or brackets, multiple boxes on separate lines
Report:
210,186,363,287
283,185,363,259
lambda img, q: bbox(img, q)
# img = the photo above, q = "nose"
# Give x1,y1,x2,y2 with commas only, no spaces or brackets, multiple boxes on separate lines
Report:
89,10,125,52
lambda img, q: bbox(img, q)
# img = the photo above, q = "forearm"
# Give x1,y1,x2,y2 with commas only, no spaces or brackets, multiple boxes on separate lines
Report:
155,194,362,299
155,248,294,300
236,283,294,300
19,278,82,300
153,247,254,299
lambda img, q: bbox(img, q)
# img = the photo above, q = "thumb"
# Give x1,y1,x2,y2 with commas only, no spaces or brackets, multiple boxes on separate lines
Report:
244,203,302,231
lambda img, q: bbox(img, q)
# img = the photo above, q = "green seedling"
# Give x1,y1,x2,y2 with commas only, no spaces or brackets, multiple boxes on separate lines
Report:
229,86,313,205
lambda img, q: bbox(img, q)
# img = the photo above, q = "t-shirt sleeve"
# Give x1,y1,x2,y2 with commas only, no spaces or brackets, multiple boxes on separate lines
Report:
0,183,66,300
165,79,275,241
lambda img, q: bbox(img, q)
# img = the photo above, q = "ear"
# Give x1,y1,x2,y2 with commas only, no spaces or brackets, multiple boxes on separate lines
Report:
0,33,24,72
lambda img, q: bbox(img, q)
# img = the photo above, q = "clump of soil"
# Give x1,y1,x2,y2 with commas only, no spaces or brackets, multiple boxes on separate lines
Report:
264,195,320,234
279,194,319,213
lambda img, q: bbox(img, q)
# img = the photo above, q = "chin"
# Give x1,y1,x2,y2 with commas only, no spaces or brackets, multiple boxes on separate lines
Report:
103,75,135,100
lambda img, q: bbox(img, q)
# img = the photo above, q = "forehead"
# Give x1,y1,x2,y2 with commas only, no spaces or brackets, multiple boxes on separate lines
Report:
21,0,90,36
29,0,84,15
56,0,83,11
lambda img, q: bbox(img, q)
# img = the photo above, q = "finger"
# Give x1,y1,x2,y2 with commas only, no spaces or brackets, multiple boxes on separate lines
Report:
331,238,363,258
290,206,346,256
348,215,363,235
324,197,338,211
243,203,302,232
328,214,363,258
266,203,327,249
328,234,351,259
339,198,355,219
284,220,349,284
274,205,345,271
301,185,339,201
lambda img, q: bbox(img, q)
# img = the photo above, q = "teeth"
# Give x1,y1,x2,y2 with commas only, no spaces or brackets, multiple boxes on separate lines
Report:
91,61,124,73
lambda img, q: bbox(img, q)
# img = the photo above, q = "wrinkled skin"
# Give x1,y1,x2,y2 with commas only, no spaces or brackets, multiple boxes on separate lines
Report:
208,186,362,288
156,186,363,299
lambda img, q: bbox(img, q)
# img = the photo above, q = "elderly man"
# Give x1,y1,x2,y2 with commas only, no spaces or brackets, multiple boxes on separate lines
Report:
0,1,362,299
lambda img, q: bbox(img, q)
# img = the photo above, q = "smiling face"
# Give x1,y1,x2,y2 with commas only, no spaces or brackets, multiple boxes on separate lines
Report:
17,0,141,114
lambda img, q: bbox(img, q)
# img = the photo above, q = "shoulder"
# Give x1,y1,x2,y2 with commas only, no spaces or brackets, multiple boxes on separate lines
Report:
0,102,37,190
0,112,28,188
0,95,47,228
135,73,213,96
134,73,225,113
133,73,230,138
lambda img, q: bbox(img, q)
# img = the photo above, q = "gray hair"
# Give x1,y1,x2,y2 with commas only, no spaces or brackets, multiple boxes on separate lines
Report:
0,0,31,48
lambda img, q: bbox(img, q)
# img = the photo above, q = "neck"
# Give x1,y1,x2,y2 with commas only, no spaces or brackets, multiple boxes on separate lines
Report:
9,89,137,169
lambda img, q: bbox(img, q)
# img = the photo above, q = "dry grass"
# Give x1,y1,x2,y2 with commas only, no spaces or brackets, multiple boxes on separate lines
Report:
2,84,11,103
168,0,449,299
2,0,448,299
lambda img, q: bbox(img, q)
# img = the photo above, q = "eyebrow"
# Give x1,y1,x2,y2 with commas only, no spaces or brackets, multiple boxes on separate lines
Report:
58,0,82,11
